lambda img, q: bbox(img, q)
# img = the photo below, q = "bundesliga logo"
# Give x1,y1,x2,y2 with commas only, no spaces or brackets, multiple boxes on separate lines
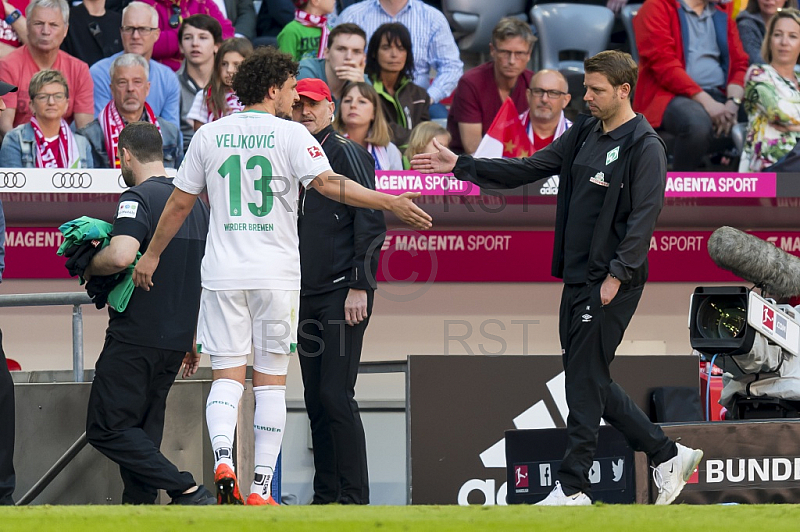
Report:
514,466,528,488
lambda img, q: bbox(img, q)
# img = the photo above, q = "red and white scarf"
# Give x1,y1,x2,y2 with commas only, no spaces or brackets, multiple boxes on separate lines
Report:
294,9,329,58
520,109,572,149
206,88,244,122
30,117,82,168
99,101,161,168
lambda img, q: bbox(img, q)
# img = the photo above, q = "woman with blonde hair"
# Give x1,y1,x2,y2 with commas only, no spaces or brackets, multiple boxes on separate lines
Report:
403,121,450,169
187,37,253,129
334,81,403,170
740,8,800,171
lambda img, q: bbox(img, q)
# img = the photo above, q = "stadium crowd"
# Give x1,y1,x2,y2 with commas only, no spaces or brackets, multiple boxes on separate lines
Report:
0,0,794,171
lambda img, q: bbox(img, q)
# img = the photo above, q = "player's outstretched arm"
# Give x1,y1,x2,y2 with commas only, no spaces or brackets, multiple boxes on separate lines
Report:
132,188,199,290
410,138,457,174
309,170,433,230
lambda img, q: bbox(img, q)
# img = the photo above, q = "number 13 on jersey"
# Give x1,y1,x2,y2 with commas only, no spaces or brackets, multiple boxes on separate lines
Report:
218,154,274,217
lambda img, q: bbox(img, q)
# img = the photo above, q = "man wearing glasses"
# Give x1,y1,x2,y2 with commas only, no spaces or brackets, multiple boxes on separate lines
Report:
80,53,182,168
447,17,536,154
520,70,572,153
90,1,180,130
0,0,94,136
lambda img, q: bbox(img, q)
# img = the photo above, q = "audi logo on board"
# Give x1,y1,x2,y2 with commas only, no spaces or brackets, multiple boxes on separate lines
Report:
0,171,26,188
52,172,92,189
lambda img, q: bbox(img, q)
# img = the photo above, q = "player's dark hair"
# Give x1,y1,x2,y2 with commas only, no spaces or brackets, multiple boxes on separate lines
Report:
232,47,298,107
119,122,163,164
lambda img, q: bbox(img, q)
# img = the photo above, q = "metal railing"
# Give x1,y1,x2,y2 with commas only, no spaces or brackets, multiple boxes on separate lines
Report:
0,292,92,382
0,291,93,505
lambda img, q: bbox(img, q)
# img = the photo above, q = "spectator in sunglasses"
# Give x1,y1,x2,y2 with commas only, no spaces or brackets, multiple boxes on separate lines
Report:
142,0,233,72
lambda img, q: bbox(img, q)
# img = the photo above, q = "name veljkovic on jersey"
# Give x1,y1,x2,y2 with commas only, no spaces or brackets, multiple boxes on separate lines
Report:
215,133,275,149
224,223,275,232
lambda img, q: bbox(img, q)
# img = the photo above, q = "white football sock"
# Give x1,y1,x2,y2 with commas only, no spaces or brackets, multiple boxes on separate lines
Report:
250,384,286,498
206,378,244,470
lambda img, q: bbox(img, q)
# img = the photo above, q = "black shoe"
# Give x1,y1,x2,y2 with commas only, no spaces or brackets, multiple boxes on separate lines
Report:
170,485,216,505
337,495,366,505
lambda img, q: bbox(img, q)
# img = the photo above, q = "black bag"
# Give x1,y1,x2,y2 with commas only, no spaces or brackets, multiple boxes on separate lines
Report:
651,386,704,422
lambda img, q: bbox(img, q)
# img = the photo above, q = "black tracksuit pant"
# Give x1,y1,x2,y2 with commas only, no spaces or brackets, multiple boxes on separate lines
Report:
0,329,15,505
557,282,676,497
86,336,195,503
298,287,371,504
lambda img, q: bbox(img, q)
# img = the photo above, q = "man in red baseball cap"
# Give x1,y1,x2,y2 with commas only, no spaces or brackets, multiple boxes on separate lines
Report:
293,77,384,505
296,77,332,103
294,78,333,133
0,78,17,506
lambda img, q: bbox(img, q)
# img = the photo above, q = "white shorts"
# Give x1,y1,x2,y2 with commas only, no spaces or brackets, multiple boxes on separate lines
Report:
197,288,299,374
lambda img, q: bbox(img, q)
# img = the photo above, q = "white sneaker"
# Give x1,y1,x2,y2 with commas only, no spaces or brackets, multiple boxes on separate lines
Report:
535,481,592,506
653,443,704,505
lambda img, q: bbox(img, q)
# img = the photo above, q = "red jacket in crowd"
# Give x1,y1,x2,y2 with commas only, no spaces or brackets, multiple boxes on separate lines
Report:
633,0,748,128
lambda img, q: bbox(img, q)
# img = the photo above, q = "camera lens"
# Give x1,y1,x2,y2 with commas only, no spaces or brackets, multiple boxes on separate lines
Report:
696,296,747,339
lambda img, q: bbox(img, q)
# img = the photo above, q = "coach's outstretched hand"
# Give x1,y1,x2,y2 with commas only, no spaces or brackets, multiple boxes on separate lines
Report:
391,192,432,230
132,252,159,291
410,137,458,174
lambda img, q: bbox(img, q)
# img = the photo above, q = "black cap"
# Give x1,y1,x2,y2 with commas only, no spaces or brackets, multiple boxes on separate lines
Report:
0,80,17,96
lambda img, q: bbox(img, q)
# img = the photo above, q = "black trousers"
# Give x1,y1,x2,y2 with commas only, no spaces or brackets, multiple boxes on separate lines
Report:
0,329,15,505
86,335,195,503
557,283,676,496
298,288,371,504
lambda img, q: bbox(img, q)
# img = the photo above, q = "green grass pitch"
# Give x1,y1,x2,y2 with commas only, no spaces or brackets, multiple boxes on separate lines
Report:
1,505,799,532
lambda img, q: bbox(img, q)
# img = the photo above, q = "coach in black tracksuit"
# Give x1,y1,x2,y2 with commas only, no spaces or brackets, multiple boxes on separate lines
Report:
83,123,213,505
294,78,386,505
412,52,696,504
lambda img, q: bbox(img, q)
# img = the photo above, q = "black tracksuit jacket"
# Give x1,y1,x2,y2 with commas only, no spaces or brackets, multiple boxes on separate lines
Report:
298,125,386,296
453,113,666,288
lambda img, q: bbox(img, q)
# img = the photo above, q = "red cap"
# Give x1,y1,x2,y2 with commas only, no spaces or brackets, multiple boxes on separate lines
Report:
297,78,332,103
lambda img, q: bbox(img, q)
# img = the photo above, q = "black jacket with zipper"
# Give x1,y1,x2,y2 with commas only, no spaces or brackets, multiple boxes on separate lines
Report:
371,75,431,149
298,125,387,296
452,113,666,288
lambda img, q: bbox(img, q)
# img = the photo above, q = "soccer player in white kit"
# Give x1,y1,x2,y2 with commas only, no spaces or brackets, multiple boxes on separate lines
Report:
132,47,431,506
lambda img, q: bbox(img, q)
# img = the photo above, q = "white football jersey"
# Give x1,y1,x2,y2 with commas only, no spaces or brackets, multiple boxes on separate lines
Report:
175,110,331,290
